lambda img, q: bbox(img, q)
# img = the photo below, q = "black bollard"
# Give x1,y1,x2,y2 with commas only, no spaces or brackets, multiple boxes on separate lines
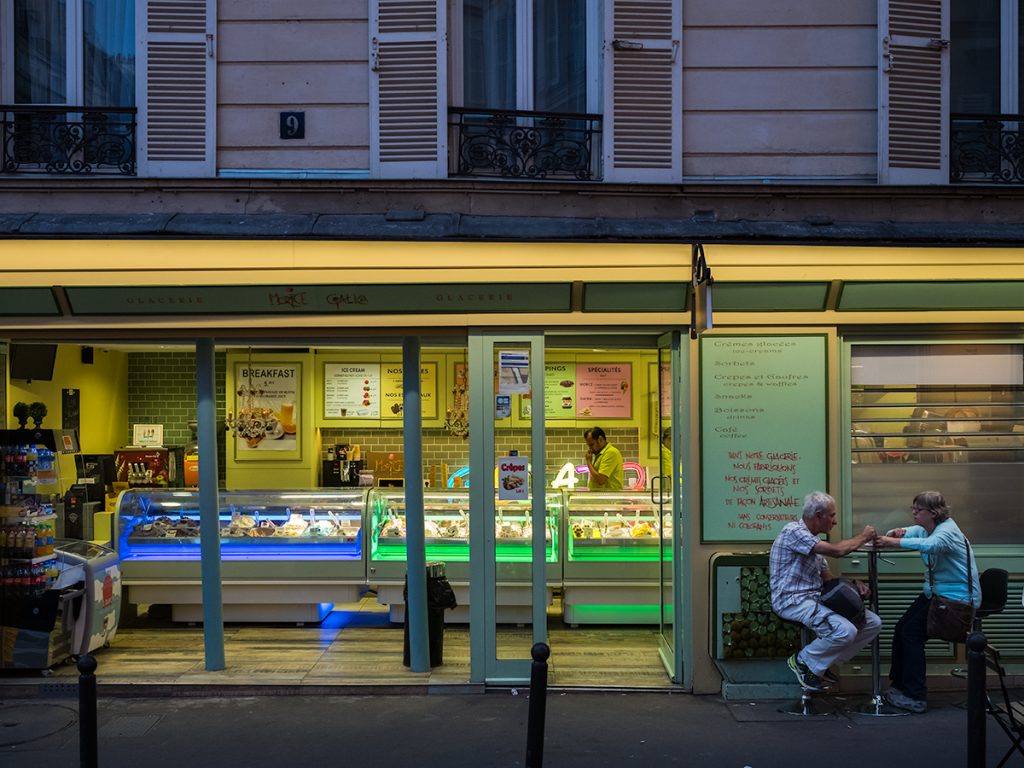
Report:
966,631,987,768
78,654,98,768
525,642,550,768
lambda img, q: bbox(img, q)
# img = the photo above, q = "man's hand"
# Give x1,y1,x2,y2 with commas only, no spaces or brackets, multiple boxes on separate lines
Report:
859,525,877,544
875,535,901,549
855,580,871,599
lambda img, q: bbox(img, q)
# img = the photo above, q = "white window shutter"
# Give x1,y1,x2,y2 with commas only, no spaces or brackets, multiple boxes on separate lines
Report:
602,0,681,184
370,0,447,180
878,0,950,184
136,0,217,178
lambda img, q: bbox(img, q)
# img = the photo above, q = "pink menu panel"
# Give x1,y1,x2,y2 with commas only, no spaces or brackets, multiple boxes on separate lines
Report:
575,363,631,419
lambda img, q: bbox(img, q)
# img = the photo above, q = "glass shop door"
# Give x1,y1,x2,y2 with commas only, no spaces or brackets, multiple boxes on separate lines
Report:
657,330,687,683
468,330,548,684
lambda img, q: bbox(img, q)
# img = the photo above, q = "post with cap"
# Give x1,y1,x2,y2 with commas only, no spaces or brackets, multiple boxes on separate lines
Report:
525,641,550,768
78,654,98,768
966,630,987,768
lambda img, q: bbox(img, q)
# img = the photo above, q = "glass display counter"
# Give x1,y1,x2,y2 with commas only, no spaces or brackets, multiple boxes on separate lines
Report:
368,488,560,623
115,489,367,622
562,491,669,625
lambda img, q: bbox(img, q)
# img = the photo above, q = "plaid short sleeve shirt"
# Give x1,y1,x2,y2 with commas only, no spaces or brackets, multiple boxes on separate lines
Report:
769,519,827,611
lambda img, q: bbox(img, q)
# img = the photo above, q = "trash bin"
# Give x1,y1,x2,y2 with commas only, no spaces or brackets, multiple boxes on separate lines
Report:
403,561,457,667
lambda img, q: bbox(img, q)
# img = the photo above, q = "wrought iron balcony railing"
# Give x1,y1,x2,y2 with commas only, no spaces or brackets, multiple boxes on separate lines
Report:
450,107,601,181
950,113,1024,184
2,105,137,175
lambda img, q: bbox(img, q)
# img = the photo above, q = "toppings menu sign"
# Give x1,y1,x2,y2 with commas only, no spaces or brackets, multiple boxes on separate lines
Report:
575,363,631,419
700,336,827,542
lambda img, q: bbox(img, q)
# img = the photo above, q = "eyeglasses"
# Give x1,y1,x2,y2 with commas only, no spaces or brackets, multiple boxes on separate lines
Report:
911,506,928,514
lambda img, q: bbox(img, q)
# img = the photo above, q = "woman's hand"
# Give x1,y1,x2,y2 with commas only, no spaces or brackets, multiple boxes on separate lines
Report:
875,535,901,549
854,580,871,599
885,527,907,538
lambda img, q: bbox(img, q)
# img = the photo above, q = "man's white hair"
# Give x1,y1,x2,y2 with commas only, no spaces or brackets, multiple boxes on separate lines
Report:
802,491,835,520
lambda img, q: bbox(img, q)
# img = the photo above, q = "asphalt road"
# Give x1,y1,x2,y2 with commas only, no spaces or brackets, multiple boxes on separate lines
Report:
1,690,1015,767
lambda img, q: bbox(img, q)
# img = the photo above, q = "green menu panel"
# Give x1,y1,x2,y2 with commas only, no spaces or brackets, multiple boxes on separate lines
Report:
700,335,828,542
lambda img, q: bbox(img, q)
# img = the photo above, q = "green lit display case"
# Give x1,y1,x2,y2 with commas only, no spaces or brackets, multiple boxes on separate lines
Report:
367,487,561,623
562,491,669,625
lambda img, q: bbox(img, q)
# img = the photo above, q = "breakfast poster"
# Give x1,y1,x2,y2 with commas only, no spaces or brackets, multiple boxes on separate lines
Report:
234,362,300,452
575,363,631,418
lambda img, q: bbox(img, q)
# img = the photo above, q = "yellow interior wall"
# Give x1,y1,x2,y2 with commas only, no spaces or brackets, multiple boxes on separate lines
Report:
6,344,128,492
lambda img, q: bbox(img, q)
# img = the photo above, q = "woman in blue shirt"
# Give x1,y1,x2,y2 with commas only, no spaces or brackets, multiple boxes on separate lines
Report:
875,490,980,713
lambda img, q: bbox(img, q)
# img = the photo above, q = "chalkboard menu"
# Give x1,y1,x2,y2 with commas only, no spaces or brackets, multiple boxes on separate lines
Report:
700,335,827,542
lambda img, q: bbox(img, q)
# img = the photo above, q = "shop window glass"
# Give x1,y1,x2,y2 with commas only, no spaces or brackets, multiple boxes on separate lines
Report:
849,343,1024,544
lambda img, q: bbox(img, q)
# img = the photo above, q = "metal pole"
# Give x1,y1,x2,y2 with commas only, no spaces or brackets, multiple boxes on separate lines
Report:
525,642,550,768
77,654,98,768
403,336,429,672
196,338,225,670
966,631,987,768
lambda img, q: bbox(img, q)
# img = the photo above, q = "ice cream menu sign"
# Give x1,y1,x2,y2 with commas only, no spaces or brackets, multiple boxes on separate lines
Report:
324,363,381,418
700,336,827,542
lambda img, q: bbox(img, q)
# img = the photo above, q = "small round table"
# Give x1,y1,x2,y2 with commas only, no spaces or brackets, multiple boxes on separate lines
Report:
852,544,909,717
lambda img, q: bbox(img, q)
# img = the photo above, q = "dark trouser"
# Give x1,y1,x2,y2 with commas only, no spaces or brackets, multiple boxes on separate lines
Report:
889,592,930,701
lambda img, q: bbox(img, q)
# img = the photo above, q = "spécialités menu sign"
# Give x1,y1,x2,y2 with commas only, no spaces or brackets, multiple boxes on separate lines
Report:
700,336,827,542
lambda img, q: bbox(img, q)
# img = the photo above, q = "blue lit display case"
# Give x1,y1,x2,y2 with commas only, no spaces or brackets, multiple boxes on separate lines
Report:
115,488,367,623
367,487,561,623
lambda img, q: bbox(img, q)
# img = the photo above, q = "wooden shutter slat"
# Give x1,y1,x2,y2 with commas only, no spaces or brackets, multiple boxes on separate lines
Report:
604,0,681,181
137,0,215,176
370,1,446,178
878,0,949,183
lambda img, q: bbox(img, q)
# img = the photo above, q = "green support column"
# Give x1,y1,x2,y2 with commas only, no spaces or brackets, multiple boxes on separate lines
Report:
196,338,225,671
403,336,429,672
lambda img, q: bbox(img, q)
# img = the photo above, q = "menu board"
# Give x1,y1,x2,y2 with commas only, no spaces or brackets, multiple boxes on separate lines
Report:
324,363,380,418
381,362,438,419
575,363,631,419
700,336,827,542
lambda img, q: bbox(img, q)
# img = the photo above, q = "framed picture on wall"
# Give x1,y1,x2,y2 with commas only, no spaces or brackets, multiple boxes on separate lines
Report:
233,361,302,460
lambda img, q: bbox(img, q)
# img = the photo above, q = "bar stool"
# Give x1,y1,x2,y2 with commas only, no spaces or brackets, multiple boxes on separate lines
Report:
779,626,835,716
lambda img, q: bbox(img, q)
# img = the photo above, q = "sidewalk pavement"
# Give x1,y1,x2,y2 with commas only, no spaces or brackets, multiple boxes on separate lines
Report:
1,688,1016,768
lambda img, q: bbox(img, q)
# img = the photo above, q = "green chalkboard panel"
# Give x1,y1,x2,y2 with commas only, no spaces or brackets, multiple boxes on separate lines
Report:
700,335,828,542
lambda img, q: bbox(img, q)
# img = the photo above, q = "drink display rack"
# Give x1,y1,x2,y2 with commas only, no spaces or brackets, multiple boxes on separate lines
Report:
1,430,72,598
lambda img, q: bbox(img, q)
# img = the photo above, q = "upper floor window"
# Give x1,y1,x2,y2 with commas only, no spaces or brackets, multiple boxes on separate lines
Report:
7,0,134,107
951,0,1022,114
461,0,594,113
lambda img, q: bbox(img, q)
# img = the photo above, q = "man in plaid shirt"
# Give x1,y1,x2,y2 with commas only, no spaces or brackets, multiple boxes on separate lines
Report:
770,491,880,691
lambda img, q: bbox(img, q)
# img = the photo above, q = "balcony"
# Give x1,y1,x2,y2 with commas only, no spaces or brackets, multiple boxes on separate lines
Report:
2,105,137,176
950,113,1024,184
450,107,601,181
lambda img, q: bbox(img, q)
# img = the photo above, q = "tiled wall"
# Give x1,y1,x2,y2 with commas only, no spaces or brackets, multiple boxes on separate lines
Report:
320,426,640,485
127,352,227,484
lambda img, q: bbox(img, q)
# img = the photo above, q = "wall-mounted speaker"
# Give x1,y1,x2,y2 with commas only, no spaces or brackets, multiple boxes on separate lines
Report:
81,345,94,364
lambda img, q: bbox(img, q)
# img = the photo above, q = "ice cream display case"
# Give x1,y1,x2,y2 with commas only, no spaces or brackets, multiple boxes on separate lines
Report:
115,488,367,622
562,491,670,624
368,487,560,623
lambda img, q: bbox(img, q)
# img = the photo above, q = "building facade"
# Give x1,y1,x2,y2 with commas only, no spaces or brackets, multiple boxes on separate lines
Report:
2,0,1024,693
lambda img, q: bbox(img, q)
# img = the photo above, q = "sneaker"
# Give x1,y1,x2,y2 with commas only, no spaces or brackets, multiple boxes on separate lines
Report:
787,654,826,692
822,669,839,686
885,688,927,713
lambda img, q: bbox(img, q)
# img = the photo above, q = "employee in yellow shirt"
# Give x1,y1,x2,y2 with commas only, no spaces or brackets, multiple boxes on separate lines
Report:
660,427,673,481
584,426,624,490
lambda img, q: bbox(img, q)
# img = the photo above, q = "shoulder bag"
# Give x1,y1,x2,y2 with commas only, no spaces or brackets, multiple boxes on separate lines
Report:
820,578,866,626
925,537,975,643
